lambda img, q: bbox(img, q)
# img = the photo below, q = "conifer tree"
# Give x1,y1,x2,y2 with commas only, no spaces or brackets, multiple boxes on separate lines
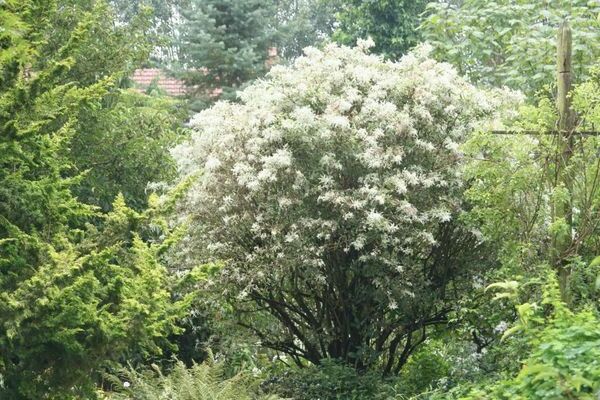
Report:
176,0,278,109
0,2,185,397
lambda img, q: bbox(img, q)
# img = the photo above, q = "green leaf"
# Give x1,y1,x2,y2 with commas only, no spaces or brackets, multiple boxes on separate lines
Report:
589,255,600,267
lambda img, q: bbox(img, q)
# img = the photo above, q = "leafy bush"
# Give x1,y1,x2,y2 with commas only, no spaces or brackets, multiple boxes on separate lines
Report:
0,2,187,398
72,89,187,211
487,311,600,399
397,341,451,396
265,359,396,400
462,69,600,305
410,276,600,400
462,276,600,399
0,195,188,398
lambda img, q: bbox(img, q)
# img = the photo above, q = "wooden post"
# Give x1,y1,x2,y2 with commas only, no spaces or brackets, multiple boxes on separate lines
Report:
554,21,574,304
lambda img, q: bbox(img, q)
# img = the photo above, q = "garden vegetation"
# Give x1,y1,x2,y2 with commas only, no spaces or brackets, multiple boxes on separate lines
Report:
2,1,600,399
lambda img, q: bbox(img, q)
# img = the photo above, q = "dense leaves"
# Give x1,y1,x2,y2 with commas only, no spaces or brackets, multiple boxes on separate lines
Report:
463,69,600,305
461,276,600,399
272,0,340,60
421,0,600,95
176,0,278,109
72,90,186,211
1,197,186,398
0,1,187,398
333,0,428,60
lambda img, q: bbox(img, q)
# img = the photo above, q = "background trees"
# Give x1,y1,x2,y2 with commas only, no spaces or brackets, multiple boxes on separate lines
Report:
333,0,428,60
271,0,340,61
421,0,600,95
176,0,278,109
71,90,186,211
51,1,187,212
174,0,340,110
128,0,428,111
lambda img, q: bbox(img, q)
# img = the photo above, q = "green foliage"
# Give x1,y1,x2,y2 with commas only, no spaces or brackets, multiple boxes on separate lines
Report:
267,359,396,400
565,257,600,308
35,0,152,86
421,0,600,95
72,89,187,211
0,2,188,398
102,359,278,400
174,0,346,109
463,72,600,306
497,310,600,399
165,263,226,368
7,1,600,399
177,0,277,109
0,10,99,389
58,1,185,212
333,0,428,59
24,0,185,213
115,0,341,70
397,342,451,396
173,42,512,374
272,0,340,60
454,72,600,397
109,0,184,63
461,276,600,399
1,194,188,399
0,1,100,238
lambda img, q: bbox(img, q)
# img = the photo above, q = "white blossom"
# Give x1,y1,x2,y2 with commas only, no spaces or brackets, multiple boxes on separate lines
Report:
171,41,514,322
204,155,222,171
366,209,385,227
494,321,509,334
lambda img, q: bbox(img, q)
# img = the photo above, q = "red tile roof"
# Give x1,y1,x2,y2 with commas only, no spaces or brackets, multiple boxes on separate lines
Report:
131,68,187,96
132,47,278,98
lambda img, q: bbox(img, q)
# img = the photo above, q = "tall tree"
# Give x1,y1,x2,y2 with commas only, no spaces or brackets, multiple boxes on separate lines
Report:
0,2,185,397
32,0,188,212
176,0,278,109
333,0,428,60
71,90,187,212
273,0,340,60
109,0,187,64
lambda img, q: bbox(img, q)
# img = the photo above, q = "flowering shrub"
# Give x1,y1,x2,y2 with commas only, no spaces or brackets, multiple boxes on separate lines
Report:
173,40,516,372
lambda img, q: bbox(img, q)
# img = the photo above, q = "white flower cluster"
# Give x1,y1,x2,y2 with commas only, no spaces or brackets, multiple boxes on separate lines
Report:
172,42,515,301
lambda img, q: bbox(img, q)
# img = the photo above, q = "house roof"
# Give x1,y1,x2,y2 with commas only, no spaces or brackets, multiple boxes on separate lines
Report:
131,68,187,97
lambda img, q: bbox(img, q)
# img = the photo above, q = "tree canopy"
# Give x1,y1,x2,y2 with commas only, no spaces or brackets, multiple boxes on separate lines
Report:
0,1,186,397
333,0,428,60
421,0,600,95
